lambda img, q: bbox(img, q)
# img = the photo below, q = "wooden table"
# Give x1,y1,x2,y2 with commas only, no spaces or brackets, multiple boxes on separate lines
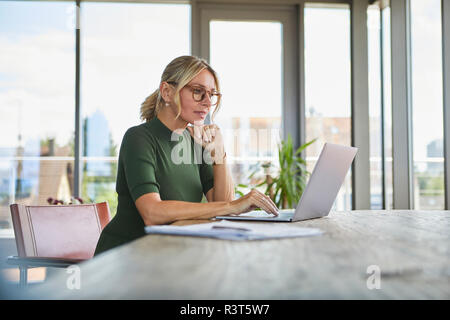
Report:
26,210,450,299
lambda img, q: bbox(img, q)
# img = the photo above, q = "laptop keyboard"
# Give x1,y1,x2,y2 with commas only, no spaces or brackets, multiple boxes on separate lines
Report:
239,210,295,218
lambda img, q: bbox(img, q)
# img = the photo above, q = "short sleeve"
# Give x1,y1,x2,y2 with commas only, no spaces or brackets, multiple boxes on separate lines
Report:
121,128,160,202
199,160,214,196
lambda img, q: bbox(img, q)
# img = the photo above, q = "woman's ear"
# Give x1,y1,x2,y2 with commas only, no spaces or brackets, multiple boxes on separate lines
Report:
159,82,173,104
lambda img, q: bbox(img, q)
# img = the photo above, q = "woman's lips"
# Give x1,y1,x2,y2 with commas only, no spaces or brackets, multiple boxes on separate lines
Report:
194,111,207,118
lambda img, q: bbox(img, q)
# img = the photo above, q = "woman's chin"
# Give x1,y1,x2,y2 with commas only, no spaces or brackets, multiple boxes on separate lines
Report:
189,118,205,125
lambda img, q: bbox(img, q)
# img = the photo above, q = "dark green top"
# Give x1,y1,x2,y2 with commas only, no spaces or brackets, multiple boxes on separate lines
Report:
94,116,214,255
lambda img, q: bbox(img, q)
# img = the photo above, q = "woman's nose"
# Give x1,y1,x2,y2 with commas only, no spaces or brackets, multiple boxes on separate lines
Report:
202,93,212,106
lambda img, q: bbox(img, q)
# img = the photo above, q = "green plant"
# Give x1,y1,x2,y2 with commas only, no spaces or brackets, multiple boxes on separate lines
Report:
236,135,316,209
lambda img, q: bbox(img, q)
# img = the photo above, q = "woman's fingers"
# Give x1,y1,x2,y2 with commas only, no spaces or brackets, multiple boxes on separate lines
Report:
263,195,279,215
203,125,214,143
253,196,278,216
250,189,278,216
187,125,203,144
256,190,279,215
189,124,222,146
252,189,278,212
187,125,212,147
265,194,279,213
231,190,279,216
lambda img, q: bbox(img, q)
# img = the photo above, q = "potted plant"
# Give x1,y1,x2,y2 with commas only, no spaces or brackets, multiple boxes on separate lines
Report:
236,135,316,209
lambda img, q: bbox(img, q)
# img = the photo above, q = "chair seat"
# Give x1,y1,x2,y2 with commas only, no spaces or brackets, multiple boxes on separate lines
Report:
6,255,85,269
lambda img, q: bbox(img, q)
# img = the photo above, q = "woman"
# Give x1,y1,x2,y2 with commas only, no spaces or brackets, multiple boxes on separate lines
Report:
94,56,279,255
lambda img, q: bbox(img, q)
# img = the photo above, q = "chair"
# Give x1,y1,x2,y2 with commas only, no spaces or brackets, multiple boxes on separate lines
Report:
6,202,111,287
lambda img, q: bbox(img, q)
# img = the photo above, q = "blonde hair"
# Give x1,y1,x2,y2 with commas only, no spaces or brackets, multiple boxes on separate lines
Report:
140,56,221,122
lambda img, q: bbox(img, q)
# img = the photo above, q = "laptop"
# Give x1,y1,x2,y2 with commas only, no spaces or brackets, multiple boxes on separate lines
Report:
216,143,358,222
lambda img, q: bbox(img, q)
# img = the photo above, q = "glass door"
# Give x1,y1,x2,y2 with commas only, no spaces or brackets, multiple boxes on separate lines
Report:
198,4,298,198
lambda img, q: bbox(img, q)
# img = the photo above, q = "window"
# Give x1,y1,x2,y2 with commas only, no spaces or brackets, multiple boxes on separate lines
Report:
304,3,352,210
410,0,444,209
209,20,283,197
80,2,190,216
0,1,75,230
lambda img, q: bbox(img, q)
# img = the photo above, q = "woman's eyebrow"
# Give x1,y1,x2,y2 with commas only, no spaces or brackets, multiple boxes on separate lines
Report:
190,83,216,91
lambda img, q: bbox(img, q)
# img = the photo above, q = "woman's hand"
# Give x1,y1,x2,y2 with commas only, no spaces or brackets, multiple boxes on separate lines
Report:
230,189,279,216
187,123,226,164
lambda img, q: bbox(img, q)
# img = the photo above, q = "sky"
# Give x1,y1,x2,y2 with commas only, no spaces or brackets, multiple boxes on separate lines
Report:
0,0,445,161
410,0,444,160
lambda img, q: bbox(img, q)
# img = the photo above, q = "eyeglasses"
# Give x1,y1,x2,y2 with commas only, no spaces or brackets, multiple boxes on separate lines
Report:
168,82,221,106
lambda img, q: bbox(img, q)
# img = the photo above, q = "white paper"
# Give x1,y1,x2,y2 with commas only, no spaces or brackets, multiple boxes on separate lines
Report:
145,220,323,240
